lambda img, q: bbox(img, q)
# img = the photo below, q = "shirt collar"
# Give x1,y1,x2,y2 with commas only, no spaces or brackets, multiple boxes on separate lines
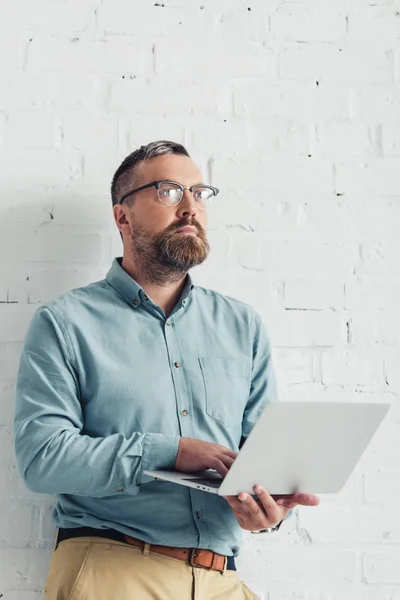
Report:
106,257,195,309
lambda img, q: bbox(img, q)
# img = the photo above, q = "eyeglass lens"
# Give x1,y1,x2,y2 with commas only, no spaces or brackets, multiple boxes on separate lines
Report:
158,182,215,209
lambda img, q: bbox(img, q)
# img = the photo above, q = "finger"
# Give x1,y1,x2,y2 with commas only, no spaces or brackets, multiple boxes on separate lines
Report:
253,486,281,523
238,494,263,518
291,493,320,506
275,497,298,509
219,454,236,471
220,448,238,460
208,457,230,477
223,495,244,513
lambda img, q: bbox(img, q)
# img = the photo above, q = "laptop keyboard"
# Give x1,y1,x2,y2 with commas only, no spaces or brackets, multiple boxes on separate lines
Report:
182,477,222,489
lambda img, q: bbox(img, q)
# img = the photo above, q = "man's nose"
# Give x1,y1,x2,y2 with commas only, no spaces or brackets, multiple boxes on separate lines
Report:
178,188,197,216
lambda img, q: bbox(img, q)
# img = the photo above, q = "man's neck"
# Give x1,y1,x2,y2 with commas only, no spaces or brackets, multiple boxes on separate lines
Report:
121,256,188,318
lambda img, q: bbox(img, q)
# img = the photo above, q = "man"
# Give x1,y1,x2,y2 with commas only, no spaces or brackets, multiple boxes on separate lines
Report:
14,141,319,600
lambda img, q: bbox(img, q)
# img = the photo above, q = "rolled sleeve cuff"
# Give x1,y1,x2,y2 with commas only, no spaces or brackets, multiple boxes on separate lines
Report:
139,433,180,484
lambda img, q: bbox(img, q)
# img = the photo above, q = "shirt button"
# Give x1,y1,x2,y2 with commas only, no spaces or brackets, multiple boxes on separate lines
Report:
196,511,201,519
166,321,171,326
117,487,124,492
174,362,180,368
182,409,188,417
133,299,140,306
143,295,148,301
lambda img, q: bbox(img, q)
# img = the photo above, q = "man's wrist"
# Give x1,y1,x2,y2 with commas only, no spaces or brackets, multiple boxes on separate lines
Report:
250,519,283,534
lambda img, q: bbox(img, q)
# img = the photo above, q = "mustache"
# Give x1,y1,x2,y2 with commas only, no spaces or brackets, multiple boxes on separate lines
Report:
169,220,204,235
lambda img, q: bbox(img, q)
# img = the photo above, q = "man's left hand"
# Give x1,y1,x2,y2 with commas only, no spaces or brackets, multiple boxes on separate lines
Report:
223,485,320,531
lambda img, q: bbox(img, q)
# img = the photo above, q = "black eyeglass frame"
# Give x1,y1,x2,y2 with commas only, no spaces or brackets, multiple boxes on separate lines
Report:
118,180,219,208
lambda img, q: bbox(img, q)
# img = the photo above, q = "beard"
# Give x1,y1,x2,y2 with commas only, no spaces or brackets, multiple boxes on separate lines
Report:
129,214,210,285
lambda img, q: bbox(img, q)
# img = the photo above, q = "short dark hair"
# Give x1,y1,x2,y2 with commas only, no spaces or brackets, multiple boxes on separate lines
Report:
111,140,190,207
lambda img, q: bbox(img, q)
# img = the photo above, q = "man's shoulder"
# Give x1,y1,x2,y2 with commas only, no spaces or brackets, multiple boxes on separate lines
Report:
39,277,108,320
194,284,257,318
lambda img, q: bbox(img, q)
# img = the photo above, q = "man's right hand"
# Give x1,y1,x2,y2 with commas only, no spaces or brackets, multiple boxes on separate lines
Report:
175,438,238,477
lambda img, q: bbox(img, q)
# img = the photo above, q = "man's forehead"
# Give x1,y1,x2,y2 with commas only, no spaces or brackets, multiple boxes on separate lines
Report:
136,154,203,185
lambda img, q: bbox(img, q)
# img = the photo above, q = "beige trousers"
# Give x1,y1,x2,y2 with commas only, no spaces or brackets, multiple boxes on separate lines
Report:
44,536,259,600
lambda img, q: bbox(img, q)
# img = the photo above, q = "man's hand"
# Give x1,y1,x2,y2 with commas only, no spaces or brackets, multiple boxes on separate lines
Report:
175,438,238,477
224,485,320,531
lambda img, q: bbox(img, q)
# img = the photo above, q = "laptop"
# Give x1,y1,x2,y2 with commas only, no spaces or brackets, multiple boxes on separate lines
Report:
144,401,390,495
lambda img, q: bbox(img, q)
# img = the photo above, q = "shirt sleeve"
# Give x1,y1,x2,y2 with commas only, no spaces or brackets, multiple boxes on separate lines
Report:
241,309,278,441
13,306,179,498
241,308,293,523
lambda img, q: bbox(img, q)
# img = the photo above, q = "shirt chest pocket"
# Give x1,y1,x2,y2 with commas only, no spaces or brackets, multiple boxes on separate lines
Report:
198,357,251,427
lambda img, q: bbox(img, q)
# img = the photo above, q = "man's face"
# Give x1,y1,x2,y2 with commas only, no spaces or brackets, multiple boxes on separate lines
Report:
116,153,211,277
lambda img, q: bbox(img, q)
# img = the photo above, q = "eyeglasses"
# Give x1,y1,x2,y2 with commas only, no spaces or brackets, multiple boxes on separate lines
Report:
118,180,219,210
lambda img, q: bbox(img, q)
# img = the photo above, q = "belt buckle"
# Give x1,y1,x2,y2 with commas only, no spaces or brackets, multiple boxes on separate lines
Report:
190,549,227,573
190,549,205,569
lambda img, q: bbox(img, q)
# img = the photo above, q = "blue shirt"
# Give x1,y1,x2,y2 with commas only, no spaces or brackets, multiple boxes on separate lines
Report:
14,257,282,557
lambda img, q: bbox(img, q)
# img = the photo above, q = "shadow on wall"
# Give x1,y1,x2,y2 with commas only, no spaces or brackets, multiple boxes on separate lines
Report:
0,191,121,594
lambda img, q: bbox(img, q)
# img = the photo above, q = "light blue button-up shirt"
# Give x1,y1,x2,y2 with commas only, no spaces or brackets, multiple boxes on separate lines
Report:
14,257,281,556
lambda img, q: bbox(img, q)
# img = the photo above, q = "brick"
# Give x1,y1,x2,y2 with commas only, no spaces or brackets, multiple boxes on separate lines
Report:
352,85,400,124
347,8,400,43
364,468,400,503
59,113,119,153
3,111,56,148
361,241,400,275
395,41,400,81
231,236,358,278
97,2,217,37
0,29,27,71
0,547,50,589
248,120,312,155
84,148,123,187
293,200,399,243
0,462,39,500
155,40,274,79
363,551,400,584
0,0,95,33
38,504,58,543
321,350,385,386
0,306,37,342
316,122,373,156
2,593,44,600
0,72,108,111
384,355,400,392
269,585,399,600
238,548,357,584
0,228,106,267
110,78,232,117
345,283,400,312
27,39,153,75
269,309,345,347
0,501,34,544
270,10,346,42
381,125,400,155
299,504,400,544
351,310,400,347
20,266,105,304
0,426,16,463
337,159,400,196
284,280,344,310
122,116,186,154
0,147,82,186
234,81,351,120
274,348,315,384
187,119,252,156
279,45,394,83
213,5,274,41
214,157,333,192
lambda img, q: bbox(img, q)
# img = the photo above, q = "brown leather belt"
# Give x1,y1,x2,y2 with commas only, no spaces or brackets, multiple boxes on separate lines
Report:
123,534,227,572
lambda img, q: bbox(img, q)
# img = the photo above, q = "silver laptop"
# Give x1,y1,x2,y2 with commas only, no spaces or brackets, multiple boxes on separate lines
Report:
144,401,390,495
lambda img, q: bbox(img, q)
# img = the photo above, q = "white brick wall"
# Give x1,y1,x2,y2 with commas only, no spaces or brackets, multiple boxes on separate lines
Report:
0,1,399,598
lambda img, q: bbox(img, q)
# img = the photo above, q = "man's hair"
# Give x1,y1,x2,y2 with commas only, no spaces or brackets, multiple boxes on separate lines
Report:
111,140,190,207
